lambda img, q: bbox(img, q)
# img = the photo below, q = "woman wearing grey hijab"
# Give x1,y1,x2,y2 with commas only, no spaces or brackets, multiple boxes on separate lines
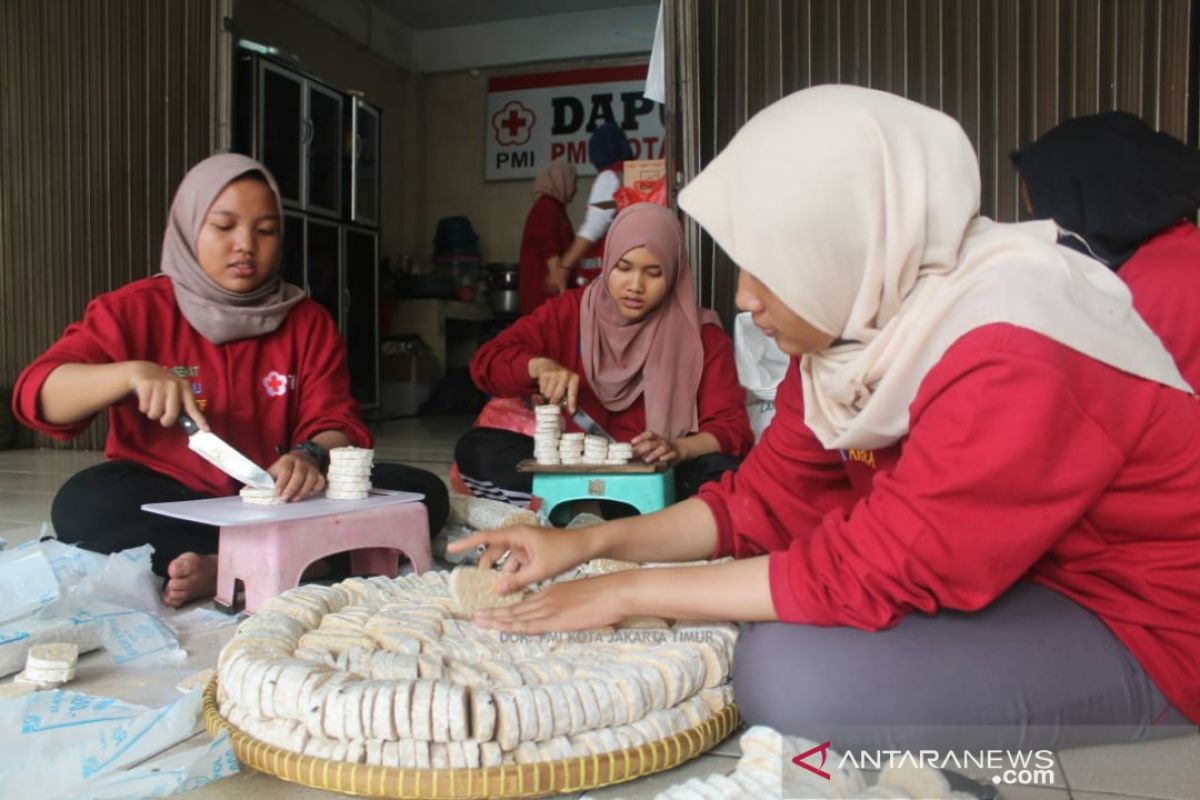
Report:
14,154,447,606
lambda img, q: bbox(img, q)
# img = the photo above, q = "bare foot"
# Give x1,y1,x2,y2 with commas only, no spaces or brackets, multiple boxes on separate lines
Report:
163,552,219,608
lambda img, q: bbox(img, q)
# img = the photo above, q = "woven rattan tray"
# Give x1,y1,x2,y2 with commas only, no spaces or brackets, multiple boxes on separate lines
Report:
203,678,741,798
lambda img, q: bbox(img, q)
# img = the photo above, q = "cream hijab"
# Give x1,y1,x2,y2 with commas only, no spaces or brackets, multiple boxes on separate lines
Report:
532,158,577,205
678,85,1191,450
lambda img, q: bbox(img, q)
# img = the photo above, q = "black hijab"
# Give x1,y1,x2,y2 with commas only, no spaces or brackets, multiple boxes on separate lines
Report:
588,122,634,171
1011,111,1200,269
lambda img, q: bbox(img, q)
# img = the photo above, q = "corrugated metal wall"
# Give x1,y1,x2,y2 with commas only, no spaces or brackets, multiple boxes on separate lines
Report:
666,0,1197,323
0,0,227,449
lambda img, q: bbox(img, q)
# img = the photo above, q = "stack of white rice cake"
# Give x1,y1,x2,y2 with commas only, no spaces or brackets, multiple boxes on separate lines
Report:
215,564,736,770
15,642,79,689
326,446,373,500
588,438,632,466
240,486,282,505
532,405,633,468
531,404,565,465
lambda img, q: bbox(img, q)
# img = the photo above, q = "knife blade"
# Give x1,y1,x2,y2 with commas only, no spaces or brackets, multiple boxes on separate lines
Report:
570,407,614,442
178,412,275,490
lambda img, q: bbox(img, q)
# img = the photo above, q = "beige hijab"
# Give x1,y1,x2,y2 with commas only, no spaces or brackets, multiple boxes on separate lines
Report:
160,153,304,345
678,85,1191,450
532,158,577,205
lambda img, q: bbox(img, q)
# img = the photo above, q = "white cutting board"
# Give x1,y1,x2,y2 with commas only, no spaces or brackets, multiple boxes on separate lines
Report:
141,489,424,527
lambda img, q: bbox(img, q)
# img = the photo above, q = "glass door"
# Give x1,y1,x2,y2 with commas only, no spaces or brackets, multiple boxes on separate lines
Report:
343,226,379,407
280,212,306,291
306,219,341,325
257,61,304,207
351,100,380,226
305,82,343,217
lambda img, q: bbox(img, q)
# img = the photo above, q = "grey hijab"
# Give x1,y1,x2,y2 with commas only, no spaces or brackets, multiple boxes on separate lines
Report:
159,153,304,344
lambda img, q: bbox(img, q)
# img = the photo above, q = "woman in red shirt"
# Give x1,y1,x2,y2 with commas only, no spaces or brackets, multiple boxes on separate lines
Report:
452,88,1200,750
518,159,577,315
14,154,447,607
457,203,752,508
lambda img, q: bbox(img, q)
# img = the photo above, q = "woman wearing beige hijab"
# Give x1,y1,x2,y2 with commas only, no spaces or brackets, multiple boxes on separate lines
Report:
452,86,1200,750
15,154,447,607
518,158,578,314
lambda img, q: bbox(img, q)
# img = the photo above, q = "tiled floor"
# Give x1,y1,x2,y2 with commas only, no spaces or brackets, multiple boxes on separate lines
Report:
0,415,1196,799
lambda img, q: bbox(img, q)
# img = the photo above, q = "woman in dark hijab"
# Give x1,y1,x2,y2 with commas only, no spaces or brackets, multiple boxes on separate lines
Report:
587,120,635,170
1013,111,1200,388
560,122,639,286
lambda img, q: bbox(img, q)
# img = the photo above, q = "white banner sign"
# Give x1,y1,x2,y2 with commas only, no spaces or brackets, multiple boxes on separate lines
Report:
486,64,664,181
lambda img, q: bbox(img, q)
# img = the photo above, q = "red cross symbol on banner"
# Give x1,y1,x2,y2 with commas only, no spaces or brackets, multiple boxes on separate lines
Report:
492,100,535,146
501,109,525,136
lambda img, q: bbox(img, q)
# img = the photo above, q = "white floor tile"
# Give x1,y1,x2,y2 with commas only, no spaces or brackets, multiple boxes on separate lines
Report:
943,750,1069,790
0,491,55,525
1057,734,1200,800
991,788,1072,800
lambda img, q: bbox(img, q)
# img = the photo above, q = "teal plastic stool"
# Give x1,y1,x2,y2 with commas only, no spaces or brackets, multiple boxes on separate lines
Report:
533,468,675,526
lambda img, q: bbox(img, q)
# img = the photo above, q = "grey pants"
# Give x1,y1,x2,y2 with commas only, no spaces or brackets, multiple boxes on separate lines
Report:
734,582,1194,751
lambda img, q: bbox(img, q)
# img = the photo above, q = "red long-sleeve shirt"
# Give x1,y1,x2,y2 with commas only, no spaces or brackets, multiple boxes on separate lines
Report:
698,323,1200,722
518,194,575,316
13,276,370,496
1120,222,1200,391
470,289,753,455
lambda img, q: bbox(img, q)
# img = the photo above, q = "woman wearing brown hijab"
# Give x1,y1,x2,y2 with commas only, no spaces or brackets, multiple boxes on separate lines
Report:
518,158,578,314
458,203,752,509
14,154,447,606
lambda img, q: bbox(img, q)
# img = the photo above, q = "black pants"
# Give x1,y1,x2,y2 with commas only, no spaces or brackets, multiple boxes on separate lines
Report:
455,427,742,505
52,459,449,577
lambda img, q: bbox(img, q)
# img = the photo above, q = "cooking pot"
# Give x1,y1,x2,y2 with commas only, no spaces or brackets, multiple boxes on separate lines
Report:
486,263,520,314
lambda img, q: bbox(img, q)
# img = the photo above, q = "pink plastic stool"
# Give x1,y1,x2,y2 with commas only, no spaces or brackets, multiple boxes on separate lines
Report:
213,502,431,614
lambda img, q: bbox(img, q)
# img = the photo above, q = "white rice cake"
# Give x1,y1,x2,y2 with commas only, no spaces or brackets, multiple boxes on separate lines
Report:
240,486,282,504
448,566,525,618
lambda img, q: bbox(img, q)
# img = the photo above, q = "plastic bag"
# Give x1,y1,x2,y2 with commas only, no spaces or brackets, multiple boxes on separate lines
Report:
472,395,538,436
733,312,791,441
613,176,668,209
734,312,789,402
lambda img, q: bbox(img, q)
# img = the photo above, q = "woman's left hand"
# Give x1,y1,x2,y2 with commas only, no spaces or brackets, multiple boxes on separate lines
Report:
631,431,682,464
472,574,630,634
268,451,326,502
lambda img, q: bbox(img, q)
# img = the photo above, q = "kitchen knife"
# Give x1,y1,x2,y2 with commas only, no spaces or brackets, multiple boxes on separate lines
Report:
178,412,275,490
570,407,614,442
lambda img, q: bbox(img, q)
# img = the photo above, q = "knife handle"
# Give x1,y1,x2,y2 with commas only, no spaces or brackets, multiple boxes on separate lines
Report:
177,412,200,436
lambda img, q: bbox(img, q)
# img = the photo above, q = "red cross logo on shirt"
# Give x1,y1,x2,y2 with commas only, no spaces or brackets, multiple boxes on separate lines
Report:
492,101,535,146
262,371,289,398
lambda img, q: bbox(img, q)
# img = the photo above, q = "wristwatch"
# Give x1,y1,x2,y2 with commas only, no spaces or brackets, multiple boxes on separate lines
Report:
293,439,329,471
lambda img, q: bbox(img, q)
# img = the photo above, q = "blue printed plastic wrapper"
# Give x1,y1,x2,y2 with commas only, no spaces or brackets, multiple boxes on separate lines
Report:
75,731,239,799
94,606,187,667
0,689,216,800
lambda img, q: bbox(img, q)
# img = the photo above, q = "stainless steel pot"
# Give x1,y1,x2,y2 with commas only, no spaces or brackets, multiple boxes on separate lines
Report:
486,263,520,314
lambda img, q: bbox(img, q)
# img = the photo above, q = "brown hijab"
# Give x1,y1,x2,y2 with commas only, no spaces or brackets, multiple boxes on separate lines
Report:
532,158,577,205
579,203,720,440
160,153,304,344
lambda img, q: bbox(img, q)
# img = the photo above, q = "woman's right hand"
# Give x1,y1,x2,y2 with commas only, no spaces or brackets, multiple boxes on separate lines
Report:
446,524,599,595
125,361,209,430
528,357,580,413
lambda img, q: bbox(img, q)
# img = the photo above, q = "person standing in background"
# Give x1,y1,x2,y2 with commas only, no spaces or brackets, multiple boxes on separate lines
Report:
518,159,578,315
560,122,635,287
